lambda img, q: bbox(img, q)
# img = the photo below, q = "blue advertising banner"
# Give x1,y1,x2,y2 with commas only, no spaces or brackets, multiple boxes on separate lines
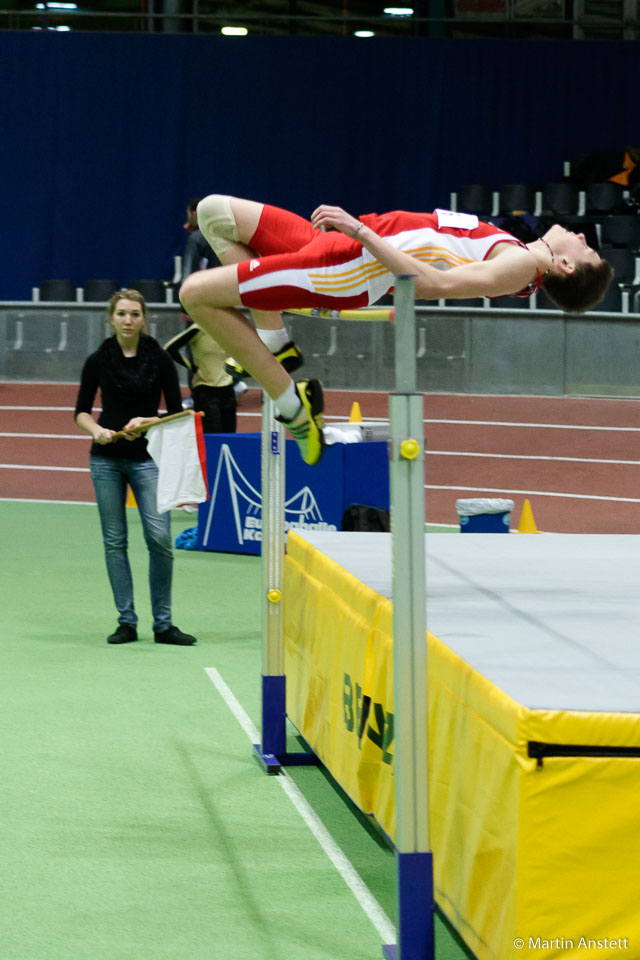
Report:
197,433,389,555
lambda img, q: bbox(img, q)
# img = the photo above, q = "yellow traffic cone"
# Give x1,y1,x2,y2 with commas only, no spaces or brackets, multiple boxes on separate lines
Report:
126,486,137,508
349,401,363,423
518,498,538,534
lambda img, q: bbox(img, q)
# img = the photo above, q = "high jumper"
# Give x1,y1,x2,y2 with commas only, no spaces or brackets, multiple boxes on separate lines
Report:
180,195,613,465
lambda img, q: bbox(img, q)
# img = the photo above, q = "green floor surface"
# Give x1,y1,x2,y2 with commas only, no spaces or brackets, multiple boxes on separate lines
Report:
0,501,472,960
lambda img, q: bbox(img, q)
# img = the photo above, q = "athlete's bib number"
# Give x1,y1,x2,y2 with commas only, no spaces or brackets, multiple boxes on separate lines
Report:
435,209,479,230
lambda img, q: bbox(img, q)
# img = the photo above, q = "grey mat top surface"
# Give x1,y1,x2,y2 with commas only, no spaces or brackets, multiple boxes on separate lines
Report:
293,532,640,714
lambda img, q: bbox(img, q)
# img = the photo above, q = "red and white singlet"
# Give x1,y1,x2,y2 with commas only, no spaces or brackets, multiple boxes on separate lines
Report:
237,206,531,311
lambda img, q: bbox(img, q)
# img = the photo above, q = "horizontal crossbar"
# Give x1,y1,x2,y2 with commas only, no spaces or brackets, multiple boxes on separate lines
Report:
286,307,394,322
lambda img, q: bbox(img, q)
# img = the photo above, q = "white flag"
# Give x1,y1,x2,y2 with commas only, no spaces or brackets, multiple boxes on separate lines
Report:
146,412,208,514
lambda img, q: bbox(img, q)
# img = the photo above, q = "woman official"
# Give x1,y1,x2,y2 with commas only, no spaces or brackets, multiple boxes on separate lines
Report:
75,289,197,646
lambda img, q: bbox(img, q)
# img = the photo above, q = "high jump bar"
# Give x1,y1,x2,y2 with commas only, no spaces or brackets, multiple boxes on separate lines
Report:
287,306,394,322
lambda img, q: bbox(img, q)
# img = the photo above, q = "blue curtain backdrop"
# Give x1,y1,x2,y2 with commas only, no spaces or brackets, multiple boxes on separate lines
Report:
1,31,638,299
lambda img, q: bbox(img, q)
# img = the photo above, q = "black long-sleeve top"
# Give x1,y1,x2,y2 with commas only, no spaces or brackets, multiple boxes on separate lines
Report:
74,334,183,460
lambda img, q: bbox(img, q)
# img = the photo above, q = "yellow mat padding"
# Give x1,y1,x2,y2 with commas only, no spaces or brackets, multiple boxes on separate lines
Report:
284,531,640,960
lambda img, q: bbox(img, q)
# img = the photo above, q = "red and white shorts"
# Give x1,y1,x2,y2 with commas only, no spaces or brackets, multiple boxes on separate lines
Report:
236,203,375,311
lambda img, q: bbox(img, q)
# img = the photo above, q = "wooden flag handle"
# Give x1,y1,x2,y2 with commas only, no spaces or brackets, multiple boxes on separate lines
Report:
111,409,197,441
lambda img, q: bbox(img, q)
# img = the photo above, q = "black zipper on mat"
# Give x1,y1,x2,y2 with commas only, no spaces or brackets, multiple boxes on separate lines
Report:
528,741,640,768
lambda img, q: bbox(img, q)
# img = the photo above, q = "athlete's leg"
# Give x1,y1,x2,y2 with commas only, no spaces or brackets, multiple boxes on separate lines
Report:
197,194,313,325
196,194,304,368
196,195,280,330
179,265,289,397
180,262,323,465
197,195,314,258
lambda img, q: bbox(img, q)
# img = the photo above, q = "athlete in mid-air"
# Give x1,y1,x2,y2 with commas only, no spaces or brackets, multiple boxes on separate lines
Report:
180,195,613,465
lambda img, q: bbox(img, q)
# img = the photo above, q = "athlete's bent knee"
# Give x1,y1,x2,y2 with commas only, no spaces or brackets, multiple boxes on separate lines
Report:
179,272,202,312
197,194,239,257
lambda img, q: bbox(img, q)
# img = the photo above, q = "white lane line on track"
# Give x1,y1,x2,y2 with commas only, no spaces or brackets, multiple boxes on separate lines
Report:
0,432,89,439
2,449,639,468
204,666,395,945
3,405,640,433
0,405,101,412
241,413,640,433
0,497,94,504
426,484,640,503
427,451,640,466
0,464,88,472
424,419,640,432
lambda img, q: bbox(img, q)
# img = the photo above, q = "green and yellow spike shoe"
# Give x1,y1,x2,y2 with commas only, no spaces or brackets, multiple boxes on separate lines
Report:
276,379,324,466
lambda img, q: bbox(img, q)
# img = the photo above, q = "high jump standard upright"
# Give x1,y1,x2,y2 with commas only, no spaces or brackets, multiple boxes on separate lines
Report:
254,276,434,960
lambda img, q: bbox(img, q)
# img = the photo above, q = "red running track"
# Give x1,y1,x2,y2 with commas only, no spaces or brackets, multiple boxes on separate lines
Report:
1,381,639,533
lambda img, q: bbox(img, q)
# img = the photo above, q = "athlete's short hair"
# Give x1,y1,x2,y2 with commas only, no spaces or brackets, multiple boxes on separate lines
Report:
541,259,614,313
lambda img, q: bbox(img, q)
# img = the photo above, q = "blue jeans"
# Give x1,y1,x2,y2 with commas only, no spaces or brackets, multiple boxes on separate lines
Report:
90,456,173,632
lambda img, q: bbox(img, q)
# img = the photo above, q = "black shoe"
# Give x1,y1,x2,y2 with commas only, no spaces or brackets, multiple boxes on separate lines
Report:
107,624,138,644
225,340,304,380
154,625,197,646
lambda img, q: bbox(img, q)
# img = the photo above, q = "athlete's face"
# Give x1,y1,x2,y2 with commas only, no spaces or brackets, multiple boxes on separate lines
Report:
543,225,601,269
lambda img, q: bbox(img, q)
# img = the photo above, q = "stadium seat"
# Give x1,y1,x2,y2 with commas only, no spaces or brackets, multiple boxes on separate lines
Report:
492,294,531,310
128,279,167,303
600,215,640,249
591,282,624,313
584,181,624,214
445,298,485,307
535,289,560,310
82,279,121,302
498,183,536,215
455,184,494,216
599,246,636,284
38,278,76,302
539,182,581,216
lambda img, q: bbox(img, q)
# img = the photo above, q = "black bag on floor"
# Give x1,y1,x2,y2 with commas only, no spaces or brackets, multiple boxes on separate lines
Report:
341,503,390,533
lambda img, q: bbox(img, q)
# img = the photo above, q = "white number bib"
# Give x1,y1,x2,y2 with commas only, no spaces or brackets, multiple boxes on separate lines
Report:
435,209,479,230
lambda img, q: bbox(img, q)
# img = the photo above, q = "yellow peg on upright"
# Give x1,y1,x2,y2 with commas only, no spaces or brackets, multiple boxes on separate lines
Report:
400,438,420,460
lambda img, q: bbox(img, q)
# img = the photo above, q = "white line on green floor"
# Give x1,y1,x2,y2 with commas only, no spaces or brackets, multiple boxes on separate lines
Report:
204,666,395,945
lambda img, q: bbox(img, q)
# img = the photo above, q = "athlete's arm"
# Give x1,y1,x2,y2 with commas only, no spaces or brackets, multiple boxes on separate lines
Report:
417,248,537,300
310,204,537,300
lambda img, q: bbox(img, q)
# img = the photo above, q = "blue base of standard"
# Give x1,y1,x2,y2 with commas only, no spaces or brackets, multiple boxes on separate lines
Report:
254,674,319,774
383,850,435,960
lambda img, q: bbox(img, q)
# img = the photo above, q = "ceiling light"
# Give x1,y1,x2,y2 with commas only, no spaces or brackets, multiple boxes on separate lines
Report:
35,2,78,8
221,26,248,36
354,30,375,37
383,6,414,15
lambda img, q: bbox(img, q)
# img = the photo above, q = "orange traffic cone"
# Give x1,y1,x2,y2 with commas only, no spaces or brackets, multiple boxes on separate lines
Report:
349,401,363,423
126,486,137,508
517,498,538,533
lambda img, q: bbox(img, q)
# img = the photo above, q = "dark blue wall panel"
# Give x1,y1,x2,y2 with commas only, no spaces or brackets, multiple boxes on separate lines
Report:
1,32,637,299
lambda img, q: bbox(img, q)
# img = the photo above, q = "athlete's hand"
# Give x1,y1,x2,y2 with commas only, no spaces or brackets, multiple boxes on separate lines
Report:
311,205,362,239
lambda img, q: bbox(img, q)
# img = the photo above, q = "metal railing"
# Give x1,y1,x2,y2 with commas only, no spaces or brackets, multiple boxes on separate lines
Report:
2,301,640,397
2,3,638,40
